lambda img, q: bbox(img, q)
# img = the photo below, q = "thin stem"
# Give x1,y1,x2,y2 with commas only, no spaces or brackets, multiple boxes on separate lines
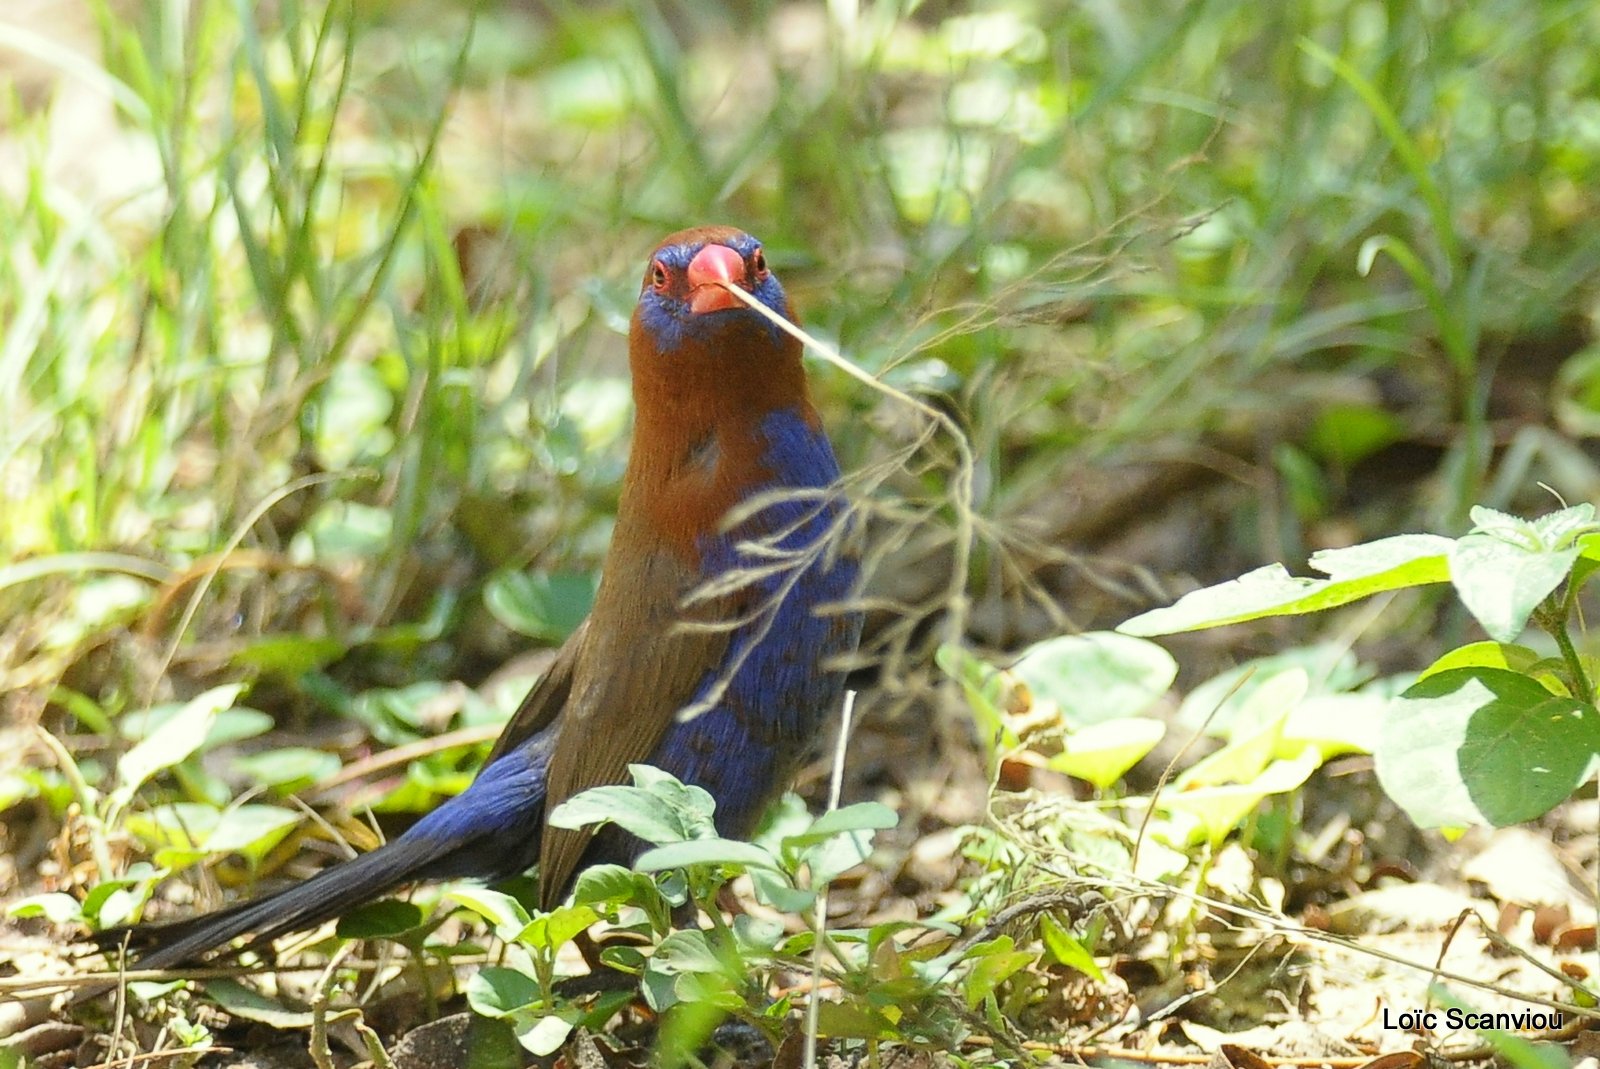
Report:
1541,604,1592,704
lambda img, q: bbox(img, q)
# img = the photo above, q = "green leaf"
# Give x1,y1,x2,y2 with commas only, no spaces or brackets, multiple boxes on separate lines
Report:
447,886,533,942
1281,693,1382,758
650,928,731,976
514,904,600,951
1010,632,1176,726
1419,642,1542,682
231,747,343,792
783,802,899,846
337,900,425,940
1176,644,1366,737
547,766,718,845
1049,718,1166,788
814,1000,893,1039
1161,745,1322,848
635,838,783,874
1306,402,1404,468
466,966,543,1018
1039,913,1105,980
962,936,1035,1009
485,570,597,643
7,892,83,923
202,978,315,1028
1528,503,1599,549
202,805,300,862
514,1013,574,1056
572,864,668,919
111,684,245,813
1376,667,1600,828
1119,534,1452,635
1448,533,1577,642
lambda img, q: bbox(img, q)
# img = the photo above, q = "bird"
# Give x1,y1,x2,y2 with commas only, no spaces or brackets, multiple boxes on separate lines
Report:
93,225,864,970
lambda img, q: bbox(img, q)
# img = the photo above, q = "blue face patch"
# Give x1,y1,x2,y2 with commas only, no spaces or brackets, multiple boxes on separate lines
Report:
636,233,791,354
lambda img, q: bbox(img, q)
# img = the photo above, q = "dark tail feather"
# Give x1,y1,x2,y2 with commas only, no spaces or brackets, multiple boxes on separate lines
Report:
91,835,457,970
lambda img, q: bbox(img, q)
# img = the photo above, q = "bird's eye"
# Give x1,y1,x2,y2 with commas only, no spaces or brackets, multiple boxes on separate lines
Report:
650,260,669,291
751,249,769,280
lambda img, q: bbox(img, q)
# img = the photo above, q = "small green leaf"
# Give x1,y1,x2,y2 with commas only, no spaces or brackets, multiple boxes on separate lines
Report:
337,900,425,940
485,570,597,643
1049,718,1166,788
467,966,544,1018
514,1012,574,1056
1419,642,1542,682
962,936,1035,1009
1448,533,1577,642
783,802,898,846
112,684,245,812
1010,632,1176,727
231,747,343,792
1039,913,1105,980
1171,748,1322,847
936,643,1020,755
7,892,83,923
202,978,315,1028
202,805,300,862
514,904,599,950
548,766,718,845
447,886,532,941
635,838,782,874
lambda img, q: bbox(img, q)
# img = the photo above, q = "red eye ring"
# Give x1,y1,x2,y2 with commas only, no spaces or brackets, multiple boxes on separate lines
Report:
650,260,669,291
751,249,768,280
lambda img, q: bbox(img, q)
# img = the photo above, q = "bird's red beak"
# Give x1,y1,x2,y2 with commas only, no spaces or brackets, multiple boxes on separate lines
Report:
686,244,746,314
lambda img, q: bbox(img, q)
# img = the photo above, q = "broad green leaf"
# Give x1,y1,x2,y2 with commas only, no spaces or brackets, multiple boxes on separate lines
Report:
466,966,542,1018
231,747,342,792
1119,534,1451,635
783,802,898,846
514,1012,574,1056
803,828,875,886
549,768,718,846
124,802,219,853
1176,644,1365,737
202,805,300,861
1049,718,1166,787
202,978,315,1028
1161,745,1321,847
1419,642,1542,683
650,928,731,976
1448,533,1577,642
112,684,245,812
485,570,598,643
572,864,669,926
1010,632,1176,726
814,1000,893,1039
447,886,532,941
749,867,816,912
1281,693,1381,758
634,838,783,874
1376,667,1600,828
337,900,425,940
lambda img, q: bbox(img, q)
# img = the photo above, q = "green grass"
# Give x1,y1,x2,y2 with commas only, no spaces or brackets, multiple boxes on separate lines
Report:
4,0,1600,1058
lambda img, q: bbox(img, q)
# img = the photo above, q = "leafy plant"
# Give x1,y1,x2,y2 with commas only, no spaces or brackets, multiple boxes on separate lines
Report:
1121,502,1600,831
